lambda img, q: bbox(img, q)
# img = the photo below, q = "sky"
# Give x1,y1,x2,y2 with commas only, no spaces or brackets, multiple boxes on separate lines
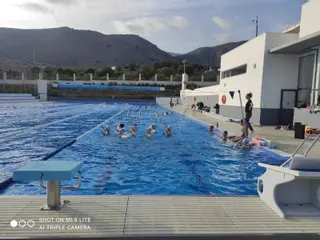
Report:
0,0,306,53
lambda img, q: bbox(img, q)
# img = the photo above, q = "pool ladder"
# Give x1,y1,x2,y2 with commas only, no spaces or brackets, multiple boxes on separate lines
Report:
281,133,320,167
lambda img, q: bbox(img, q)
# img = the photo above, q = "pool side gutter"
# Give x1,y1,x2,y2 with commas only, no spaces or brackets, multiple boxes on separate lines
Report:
159,104,292,158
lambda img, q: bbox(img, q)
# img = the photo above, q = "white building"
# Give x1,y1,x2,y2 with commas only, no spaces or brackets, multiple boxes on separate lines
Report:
182,0,320,127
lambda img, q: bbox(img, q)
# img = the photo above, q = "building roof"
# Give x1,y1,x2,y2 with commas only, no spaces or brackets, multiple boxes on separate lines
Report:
269,30,320,54
282,24,300,34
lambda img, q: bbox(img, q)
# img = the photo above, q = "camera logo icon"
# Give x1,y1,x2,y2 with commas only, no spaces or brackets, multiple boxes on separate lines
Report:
10,220,35,228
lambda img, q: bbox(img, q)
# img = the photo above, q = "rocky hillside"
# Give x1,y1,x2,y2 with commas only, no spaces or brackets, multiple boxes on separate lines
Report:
0,27,246,69
0,27,175,68
176,41,247,67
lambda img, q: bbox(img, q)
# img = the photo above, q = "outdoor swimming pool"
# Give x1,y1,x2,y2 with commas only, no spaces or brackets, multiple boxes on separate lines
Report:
0,101,286,196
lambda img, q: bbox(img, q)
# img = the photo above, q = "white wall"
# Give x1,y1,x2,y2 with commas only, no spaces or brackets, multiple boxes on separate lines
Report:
180,86,220,107
300,0,320,38
261,33,301,109
219,34,267,108
156,97,180,105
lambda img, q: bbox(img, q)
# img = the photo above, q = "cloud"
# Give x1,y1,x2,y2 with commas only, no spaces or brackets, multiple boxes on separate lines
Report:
113,16,188,36
45,0,79,5
18,2,53,14
212,17,232,29
214,34,231,44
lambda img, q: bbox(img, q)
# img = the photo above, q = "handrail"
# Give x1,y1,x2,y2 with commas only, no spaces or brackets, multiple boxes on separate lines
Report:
280,133,320,168
39,171,82,190
280,134,312,167
304,134,320,157
61,172,82,190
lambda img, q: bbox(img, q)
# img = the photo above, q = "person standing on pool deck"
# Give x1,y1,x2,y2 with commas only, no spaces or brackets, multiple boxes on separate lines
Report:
245,92,254,135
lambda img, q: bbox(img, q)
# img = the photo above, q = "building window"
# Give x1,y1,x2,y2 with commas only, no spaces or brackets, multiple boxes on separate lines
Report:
222,64,247,79
297,54,315,107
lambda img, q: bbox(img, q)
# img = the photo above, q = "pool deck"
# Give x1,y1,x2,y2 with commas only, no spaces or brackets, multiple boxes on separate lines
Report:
0,195,320,239
164,104,320,157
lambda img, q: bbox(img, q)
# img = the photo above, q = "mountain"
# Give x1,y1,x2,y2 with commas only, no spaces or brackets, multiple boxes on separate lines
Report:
0,27,175,68
168,52,181,57
175,41,247,67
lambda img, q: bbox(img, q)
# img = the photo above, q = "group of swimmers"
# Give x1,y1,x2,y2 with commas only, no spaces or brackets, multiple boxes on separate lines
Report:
208,119,259,148
101,123,172,139
154,111,173,117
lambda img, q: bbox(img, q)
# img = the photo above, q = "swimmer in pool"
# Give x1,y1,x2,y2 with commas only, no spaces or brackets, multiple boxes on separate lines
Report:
116,124,125,136
238,138,257,149
155,112,159,117
101,125,111,136
208,125,214,134
163,112,169,116
171,112,174,116
221,131,228,143
145,124,156,138
130,123,137,137
164,126,172,137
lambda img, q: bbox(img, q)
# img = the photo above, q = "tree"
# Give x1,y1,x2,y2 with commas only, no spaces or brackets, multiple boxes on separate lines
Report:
97,67,114,77
140,67,155,80
159,67,175,77
177,64,194,75
129,63,137,71
85,68,95,74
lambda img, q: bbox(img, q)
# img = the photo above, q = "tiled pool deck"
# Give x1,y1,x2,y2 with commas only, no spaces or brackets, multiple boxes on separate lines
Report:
0,196,320,239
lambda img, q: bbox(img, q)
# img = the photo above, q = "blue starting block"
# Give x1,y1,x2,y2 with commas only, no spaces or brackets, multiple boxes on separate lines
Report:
13,161,84,211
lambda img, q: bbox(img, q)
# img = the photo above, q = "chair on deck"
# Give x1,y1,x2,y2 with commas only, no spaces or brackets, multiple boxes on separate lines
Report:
13,161,83,211
257,134,320,218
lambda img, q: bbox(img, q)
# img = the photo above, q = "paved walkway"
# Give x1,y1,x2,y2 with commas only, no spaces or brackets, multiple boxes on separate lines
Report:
164,105,320,157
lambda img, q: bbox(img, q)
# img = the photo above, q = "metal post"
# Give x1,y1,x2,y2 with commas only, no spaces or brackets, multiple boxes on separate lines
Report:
253,16,259,37
45,180,61,210
238,90,245,120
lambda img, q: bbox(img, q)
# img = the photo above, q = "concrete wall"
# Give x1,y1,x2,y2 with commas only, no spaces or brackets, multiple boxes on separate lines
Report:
219,34,267,108
294,108,320,128
261,33,301,109
183,95,219,108
156,97,180,105
181,85,220,107
300,0,320,38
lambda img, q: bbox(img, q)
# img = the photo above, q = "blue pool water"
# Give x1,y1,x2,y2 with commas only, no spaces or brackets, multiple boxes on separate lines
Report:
0,101,286,196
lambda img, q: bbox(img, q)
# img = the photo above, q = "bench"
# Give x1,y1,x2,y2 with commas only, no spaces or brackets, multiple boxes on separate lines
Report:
13,161,84,211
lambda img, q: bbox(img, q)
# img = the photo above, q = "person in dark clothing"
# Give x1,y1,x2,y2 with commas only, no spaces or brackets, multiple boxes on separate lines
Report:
214,103,220,114
245,92,254,134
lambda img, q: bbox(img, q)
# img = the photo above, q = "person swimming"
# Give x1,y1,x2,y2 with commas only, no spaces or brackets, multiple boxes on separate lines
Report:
171,112,174,116
221,131,228,142
230,120,248,143
116,124,125,135
164,126,172,137
145,124,156,138
130,123,137,137
155,112,159,117
208,125,214,133
101,125,111,136
163,112,169,116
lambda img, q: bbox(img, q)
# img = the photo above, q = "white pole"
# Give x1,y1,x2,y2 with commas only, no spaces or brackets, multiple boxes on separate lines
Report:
238,90,244,120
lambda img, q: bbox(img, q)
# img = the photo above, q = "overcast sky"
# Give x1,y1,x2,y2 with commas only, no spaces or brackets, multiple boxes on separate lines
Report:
0,0,305,53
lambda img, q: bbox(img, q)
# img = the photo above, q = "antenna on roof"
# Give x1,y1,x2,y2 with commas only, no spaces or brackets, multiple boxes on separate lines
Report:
252,16,259,37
